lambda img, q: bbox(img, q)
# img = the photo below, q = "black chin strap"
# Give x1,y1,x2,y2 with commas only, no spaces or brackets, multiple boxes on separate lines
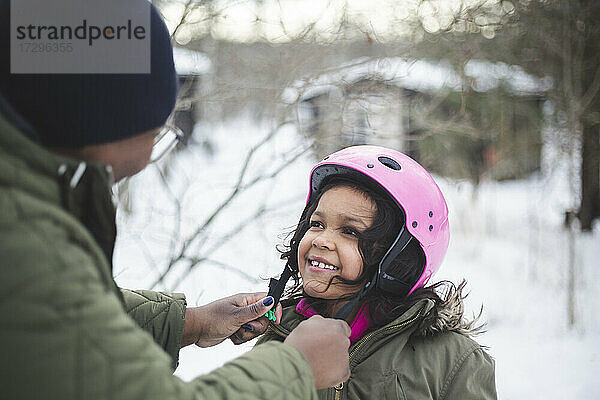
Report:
332,282,373,321
267,263,294,307
333,226,413,321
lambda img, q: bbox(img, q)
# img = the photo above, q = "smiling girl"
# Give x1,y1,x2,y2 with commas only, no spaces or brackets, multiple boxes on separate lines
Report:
257,145,497,400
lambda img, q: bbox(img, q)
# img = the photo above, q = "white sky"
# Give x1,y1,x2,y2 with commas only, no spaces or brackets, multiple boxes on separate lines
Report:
160,0,497,44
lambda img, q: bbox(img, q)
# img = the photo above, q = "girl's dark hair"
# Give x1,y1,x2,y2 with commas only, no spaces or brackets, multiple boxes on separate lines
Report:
280,173,445,329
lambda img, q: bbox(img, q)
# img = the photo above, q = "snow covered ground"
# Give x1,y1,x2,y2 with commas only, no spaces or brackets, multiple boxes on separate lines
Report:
114,116,600,399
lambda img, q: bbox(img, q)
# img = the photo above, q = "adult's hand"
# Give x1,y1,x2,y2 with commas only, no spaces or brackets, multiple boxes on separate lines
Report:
182,292,283,348
284,315,351,390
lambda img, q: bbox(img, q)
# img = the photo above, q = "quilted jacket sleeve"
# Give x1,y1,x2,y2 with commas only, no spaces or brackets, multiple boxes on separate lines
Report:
120,289,187,370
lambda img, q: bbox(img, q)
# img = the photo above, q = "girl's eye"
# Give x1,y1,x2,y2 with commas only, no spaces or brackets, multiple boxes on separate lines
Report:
342,227,359,237
310,220,324,228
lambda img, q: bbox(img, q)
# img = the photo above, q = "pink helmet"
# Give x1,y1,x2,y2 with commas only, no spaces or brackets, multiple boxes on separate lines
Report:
307,145,450,295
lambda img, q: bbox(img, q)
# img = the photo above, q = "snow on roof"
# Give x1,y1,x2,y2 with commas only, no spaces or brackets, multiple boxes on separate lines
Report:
283,57,550,103
464,59,553,95
173,47,212,76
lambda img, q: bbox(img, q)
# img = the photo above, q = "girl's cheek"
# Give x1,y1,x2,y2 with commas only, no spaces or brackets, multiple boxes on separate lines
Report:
298,266,306,280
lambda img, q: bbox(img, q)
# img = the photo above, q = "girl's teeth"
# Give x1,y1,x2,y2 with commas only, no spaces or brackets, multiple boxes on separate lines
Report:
310,260,338,270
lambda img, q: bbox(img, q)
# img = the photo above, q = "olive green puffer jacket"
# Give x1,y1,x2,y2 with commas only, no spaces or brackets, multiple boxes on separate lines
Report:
0,106,317,400
258,297,497,400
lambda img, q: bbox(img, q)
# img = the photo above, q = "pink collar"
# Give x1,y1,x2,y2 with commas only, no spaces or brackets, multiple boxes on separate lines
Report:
296,298,372,345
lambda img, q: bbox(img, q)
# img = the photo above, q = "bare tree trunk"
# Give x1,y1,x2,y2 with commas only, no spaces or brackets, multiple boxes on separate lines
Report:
567,219,576,327
579,121,600,231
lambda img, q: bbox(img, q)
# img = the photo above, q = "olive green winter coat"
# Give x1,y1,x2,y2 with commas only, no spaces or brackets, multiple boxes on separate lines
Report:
0,105,317,400
257,297,497,400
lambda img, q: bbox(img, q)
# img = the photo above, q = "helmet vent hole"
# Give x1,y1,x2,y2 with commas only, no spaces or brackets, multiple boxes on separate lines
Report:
378,156,401,171
412,221,418,228
429,225,434,231
367,163,374,168
429,211,433,217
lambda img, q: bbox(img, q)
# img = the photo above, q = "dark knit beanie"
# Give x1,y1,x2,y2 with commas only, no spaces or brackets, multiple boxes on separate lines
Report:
0,1,178,147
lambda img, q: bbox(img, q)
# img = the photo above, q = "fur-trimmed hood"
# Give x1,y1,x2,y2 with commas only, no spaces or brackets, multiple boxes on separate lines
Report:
412,280,484,338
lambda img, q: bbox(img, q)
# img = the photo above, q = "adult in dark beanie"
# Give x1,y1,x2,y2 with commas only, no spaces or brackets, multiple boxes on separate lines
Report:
0,1,351,399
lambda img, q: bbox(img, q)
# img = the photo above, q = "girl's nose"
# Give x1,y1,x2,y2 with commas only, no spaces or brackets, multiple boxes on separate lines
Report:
312,231,335,250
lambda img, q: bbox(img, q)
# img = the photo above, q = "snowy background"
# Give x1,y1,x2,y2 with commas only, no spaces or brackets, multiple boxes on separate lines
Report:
114,116,600,400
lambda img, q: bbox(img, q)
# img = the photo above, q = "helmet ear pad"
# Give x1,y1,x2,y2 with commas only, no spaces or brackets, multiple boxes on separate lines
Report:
375,239,426,296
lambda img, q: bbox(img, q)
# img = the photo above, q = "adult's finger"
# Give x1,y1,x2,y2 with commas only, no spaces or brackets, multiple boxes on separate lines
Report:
229,292,267,307
231,317,269,344
274,302,283,324
338,320,351,337
233,296,275,325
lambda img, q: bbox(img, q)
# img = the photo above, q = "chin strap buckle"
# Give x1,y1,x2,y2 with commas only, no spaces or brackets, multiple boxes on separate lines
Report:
264,264,293,321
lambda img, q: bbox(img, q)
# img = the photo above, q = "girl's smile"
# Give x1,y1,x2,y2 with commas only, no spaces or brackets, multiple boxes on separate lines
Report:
297,185,376,299
307,256,339,272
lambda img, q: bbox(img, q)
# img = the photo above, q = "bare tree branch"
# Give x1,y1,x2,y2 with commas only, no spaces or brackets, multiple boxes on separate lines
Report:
581,65,600,112
149,119,297,289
